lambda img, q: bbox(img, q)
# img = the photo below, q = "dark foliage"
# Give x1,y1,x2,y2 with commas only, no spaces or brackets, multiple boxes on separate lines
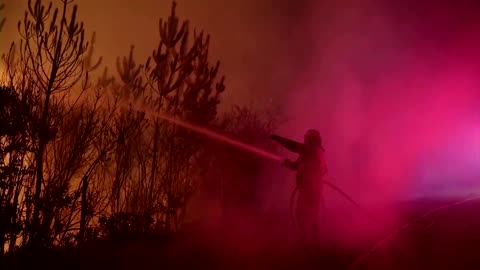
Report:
0,0,280,259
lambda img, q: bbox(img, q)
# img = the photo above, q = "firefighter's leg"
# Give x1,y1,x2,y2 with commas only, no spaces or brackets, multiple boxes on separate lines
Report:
297,195,318,247
296,195,308,243
316,192,326,240
310,199,321,246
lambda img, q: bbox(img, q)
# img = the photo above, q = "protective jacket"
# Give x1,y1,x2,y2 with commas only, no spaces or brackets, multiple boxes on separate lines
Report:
271,133,327,241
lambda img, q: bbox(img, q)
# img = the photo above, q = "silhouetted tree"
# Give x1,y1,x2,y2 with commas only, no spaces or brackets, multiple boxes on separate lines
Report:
13,0,88,247
0,0,109,248
107,47,147,216
0,85,36,254
143,1,225,231
0,0,284,256
104,1,225,232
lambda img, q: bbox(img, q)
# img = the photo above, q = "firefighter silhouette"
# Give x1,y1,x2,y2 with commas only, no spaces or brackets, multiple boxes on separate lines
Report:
271,129,327,242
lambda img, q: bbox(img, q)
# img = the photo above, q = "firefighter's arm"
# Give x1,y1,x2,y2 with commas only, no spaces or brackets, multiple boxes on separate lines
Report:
270,134,303,153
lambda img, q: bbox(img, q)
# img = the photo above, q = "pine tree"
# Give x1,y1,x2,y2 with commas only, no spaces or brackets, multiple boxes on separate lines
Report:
13,0,90,247
113,1,226,231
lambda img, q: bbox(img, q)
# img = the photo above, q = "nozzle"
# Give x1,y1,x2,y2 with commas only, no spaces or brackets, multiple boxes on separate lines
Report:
270,134,281,141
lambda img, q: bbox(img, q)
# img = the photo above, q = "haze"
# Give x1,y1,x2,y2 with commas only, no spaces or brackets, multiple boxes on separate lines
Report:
2,0,480,206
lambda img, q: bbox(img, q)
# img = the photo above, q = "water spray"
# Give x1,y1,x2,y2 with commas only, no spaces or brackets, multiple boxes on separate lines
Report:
121,101,282,162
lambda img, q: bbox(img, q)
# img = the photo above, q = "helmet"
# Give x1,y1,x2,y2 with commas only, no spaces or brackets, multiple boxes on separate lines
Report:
304,129,324,150
305,129,321,141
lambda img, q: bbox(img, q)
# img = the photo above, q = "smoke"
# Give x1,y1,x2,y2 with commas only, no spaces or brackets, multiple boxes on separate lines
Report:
253,0,480,247
275,0,480,201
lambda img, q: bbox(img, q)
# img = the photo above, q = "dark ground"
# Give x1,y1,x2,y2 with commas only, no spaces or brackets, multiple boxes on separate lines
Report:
3,196,480,270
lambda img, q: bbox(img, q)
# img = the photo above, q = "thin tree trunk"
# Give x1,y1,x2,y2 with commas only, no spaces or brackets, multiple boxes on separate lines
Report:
31,0,68,245
79,175,88,243
148,121,159,211
31,90,51,245
8,185,21,252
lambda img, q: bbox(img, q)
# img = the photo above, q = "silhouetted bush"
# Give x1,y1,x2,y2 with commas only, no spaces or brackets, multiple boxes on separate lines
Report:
98,212,157,239
0,0,278,260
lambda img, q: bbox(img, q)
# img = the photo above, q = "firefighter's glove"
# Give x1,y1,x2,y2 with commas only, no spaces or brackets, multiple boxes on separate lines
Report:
282,158,293,168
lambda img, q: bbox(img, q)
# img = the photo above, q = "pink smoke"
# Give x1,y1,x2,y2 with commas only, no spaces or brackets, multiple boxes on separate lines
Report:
277,0,480,200
267,0,480,246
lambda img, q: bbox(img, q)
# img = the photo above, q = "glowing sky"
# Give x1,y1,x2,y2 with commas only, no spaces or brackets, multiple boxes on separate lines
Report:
1,0,309,109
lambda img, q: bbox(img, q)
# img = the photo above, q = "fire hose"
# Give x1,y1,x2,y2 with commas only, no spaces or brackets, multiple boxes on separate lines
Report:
289,178,382,228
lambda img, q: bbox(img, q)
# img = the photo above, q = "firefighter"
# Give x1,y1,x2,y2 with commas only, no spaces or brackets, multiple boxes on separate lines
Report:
270,129,327,244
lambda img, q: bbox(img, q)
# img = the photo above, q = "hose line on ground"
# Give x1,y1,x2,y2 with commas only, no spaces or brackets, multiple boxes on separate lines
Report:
289,178,381,228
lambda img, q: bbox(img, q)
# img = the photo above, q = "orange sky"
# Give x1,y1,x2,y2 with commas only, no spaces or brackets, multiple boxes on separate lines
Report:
1,0,309,109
